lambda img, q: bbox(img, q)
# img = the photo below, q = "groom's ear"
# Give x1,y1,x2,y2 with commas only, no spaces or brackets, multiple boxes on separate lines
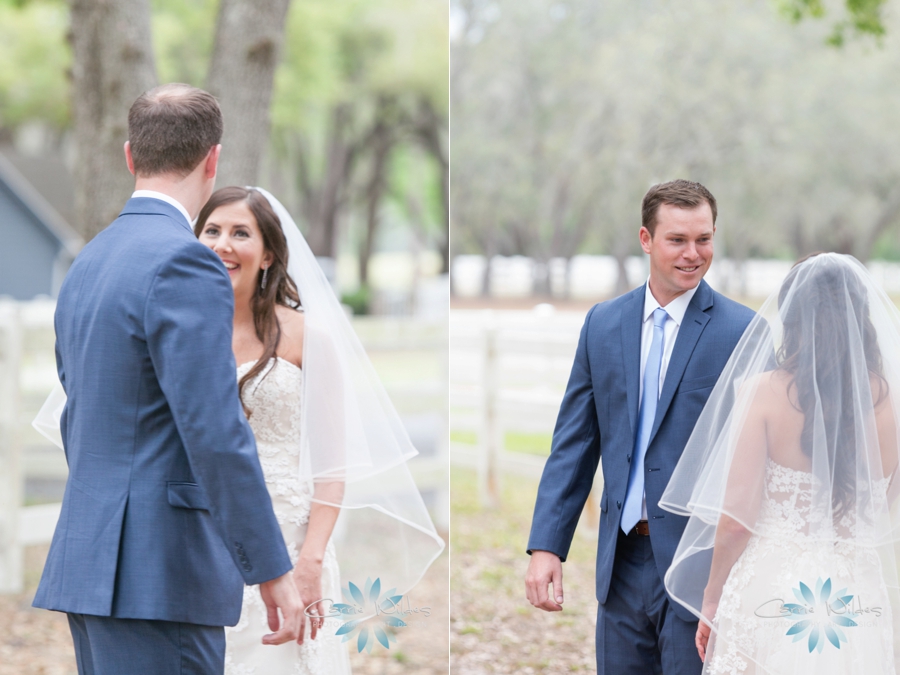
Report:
205,144,222,180
124,142,136,176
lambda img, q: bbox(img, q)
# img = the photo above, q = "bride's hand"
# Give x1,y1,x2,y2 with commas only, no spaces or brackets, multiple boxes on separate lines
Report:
695,621,711,662
293,554,325,642
696,600,717,663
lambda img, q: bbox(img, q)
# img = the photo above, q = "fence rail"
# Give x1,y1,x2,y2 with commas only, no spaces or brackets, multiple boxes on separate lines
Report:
450,308,603,532
0,299,448,593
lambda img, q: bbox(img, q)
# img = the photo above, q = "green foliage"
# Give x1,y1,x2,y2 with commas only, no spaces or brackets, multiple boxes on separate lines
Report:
151,0,218,86
271,0,447,132
778,0,887,44
449,429,552,455
0,1,69,129
388,144,443,241
342,284,372,315
0,0,447,278
452,0,900,263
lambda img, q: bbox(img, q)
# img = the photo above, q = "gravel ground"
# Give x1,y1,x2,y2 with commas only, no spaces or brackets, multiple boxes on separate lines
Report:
450,467,598,674
0,546,77,675
348,545,449,674
1,543,448,675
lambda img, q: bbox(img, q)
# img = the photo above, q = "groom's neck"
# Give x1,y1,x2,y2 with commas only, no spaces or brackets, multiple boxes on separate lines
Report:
133,171,210,222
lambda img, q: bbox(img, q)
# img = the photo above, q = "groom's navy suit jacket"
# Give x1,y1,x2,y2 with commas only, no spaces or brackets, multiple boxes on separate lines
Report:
528,279,754,621
33,198,292,627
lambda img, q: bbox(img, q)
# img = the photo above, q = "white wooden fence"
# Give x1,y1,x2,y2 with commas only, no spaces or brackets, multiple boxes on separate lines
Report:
449,307,604,531
0,298,448,593
453,255,900,300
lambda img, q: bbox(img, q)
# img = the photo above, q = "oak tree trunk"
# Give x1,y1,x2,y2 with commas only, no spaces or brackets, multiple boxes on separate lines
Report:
297,104,359,258
359,102,395,286
69,0,157,241
413,98,449,274
206,0,292,188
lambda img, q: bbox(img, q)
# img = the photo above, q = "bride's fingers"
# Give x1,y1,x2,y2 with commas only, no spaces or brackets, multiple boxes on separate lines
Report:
695,625,709,663
296,611,306,645
308,600,324,641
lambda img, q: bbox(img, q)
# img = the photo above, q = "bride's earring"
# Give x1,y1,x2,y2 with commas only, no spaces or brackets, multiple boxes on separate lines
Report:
260,266,269,290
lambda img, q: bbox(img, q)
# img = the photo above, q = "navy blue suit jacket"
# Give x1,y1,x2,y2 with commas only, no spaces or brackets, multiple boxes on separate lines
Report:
527,279,754,621
33,198,292,626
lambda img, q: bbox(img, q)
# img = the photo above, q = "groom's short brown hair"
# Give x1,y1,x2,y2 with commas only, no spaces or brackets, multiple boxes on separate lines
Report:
128,83,223,177
641,179,717,236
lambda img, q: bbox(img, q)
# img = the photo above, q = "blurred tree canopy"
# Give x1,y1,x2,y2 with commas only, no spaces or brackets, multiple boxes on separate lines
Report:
451,0,900,286
779,0,887,44
0,0,447,278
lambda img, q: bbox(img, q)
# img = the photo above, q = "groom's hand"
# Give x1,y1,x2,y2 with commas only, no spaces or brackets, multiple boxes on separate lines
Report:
259,571,303,645
525,550,564,612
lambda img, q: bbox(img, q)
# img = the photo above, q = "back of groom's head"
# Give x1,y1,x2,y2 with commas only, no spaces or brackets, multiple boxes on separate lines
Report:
128,83,223,178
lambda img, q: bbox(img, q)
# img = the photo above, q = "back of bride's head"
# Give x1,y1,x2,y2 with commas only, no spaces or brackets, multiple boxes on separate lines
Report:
775,253,887,517
777,253,881,378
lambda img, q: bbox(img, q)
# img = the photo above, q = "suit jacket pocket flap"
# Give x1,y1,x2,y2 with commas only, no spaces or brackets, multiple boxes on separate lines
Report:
167,482,211,510
677,374,719,394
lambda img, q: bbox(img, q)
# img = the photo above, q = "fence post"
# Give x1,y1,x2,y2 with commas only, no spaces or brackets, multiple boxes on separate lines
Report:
0,300,22,593
478,311,500,508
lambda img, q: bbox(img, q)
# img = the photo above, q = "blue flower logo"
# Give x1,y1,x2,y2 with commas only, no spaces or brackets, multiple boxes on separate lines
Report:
784,577,859,653
333,577,406,653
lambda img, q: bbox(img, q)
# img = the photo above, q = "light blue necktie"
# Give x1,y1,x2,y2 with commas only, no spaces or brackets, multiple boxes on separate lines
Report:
621,307,668,533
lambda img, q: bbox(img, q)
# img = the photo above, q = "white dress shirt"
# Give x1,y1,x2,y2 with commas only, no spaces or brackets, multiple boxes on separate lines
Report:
637,280,700,518
131,190,192,228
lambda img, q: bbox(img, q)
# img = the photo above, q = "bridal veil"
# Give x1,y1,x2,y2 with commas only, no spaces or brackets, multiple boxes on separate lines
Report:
661,253,900,672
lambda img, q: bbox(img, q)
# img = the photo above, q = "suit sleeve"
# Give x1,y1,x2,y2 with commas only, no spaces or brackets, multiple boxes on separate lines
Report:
145,242,292,585
527,304,602,562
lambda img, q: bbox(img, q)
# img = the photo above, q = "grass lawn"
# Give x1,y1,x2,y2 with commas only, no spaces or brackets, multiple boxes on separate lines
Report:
450,430,553,457
451,466,598,673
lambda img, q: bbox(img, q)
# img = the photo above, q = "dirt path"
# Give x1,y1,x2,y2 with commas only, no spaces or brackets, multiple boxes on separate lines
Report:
450,467,598,673
1,543,448,674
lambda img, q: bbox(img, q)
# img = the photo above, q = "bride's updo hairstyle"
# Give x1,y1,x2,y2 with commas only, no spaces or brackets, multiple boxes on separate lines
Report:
195,186,301,415
776,252,886,518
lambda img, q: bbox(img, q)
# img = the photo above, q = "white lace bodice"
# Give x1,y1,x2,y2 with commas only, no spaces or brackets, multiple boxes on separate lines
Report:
753,458,820,540
237,357,312,527
225,357,350,675
755,457,890,543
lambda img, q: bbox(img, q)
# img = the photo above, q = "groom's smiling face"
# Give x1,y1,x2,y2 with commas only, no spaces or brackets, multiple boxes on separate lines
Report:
640,202,715,306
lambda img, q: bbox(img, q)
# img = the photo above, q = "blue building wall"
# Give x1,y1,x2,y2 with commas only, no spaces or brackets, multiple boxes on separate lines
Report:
0,178,64,300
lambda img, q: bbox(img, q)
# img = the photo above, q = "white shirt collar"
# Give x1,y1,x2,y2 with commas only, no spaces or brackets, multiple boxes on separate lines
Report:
642,280,700,327
131,190,192,228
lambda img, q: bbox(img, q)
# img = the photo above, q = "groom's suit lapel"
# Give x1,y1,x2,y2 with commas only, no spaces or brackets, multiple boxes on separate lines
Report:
647,280,714,448
620,287,644,441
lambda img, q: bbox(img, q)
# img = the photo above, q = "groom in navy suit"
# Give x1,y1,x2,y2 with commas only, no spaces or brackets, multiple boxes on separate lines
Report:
526,180,755,674
34,84,301,674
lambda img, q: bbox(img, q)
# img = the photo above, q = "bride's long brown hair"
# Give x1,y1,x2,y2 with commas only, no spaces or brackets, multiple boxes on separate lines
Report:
776,253,886,519
194,187,301,415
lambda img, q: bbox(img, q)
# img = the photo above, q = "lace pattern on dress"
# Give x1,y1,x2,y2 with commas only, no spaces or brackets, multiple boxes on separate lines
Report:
225,358,350,675
705,458,895,675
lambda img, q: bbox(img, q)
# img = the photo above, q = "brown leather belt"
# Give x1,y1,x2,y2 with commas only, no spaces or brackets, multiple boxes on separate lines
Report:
632,520,650,536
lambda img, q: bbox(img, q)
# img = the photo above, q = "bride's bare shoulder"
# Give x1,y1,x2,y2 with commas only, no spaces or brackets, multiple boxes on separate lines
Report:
739,369,795,412
741,369,783,394
275,304,305,367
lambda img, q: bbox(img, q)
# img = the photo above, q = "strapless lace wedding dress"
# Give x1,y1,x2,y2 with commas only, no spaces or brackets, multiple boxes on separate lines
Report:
224,357,351,675
705,458,895,674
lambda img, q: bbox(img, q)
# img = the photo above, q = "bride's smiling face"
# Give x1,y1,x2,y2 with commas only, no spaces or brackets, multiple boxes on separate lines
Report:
198,200,273,296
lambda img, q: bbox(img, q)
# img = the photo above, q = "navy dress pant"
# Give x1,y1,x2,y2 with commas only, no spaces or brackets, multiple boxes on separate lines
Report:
67,613,225,675
596,529,703,675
